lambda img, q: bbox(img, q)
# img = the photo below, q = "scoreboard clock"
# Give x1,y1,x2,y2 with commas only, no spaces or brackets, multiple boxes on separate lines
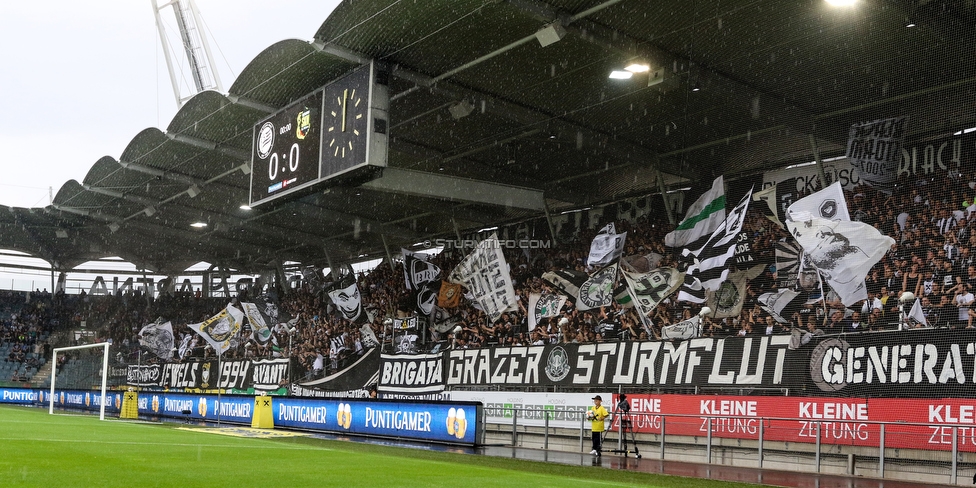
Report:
249,61,388,208
249,90,324,207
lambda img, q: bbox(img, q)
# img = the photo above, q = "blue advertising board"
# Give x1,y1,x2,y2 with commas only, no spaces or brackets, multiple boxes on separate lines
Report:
274,398,480,445
0,388,482,446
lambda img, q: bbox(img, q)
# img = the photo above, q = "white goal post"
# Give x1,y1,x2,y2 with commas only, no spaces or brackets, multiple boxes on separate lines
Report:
49,342,111,421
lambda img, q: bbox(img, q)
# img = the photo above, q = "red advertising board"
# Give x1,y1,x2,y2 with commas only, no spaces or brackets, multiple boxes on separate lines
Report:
611,394,976,452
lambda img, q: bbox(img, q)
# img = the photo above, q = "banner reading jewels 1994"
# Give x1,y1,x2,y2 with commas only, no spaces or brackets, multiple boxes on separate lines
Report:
846,116,907,191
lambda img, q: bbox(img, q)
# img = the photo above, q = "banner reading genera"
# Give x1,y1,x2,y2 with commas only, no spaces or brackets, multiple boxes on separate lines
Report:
806,328,976,398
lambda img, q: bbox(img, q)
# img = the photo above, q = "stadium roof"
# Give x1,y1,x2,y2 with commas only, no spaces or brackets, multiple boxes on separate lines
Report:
1,0,974,275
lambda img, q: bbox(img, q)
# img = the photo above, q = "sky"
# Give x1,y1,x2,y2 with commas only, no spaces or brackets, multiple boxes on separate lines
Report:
0,0,343,209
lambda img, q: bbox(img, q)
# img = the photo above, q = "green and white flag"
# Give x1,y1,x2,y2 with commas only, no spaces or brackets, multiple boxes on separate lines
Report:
665,175,725,249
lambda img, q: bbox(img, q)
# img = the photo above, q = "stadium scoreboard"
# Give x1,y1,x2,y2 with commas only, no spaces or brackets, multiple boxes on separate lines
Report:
249,62,388,207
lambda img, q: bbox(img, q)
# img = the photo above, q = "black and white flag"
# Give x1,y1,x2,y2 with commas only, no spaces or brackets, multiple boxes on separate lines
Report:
678,189,753,303
752,179,796,229
621,267,683,321
846,116,907,191
757,289,804,324
449,233,518,322
328,277,367,324
402,248,441,315
528,293,568,331
139,318,174,360
661,316,701,341
359,324,380,349
587,223,627,267
544,262,619,311
241,295,292,345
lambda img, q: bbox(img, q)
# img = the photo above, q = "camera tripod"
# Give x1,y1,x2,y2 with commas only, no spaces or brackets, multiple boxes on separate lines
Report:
606,408,641,458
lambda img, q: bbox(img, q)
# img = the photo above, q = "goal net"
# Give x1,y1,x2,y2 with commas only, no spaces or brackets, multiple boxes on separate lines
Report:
49,342,111,420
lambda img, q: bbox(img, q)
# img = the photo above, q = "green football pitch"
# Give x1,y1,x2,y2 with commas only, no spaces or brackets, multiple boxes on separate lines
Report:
0,404,763,487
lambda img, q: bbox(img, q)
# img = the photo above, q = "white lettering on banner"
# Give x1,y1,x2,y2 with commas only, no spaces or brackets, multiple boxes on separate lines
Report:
700,417,758,435
364,407,432,432
700,400,757,416
161,363,199,388
798,421,869,441
382,357,443,386
164,398,193,412
65,393,84,404
633,398,661,413
899,139,964,176
278,405,329,424
798,402,868,420
444,338,792,387
447,348,542,385
212,401,251,418
252,362,288,388
810,340,972,391
928,404,976,424
2,390,37,401
219,361,250,389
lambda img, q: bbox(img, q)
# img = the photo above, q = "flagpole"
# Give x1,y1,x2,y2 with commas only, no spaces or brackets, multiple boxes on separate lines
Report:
216,350,222,427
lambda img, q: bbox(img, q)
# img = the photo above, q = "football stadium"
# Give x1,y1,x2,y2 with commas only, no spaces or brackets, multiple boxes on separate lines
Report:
2,0,976,486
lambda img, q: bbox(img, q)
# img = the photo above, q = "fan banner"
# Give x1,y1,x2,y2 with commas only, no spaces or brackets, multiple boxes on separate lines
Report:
660,316,701,341
138,319,174,360
188,305,244,355
327,278,367,324
448,233,518,322
621,267,683,320
436,281,462,308
787,181,850,222
378,353,444,394
125,358,290,392
846,116,908,190
402,248,441,315
587,223,627,267
440,336,803,389
527,292,568,330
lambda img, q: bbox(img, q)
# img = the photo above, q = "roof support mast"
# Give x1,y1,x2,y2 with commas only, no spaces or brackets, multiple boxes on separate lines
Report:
151,0,223,108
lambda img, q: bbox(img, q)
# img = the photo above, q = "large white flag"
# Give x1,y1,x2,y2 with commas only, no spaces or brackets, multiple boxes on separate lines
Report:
787,181,850,222
907,299,928,328
188,305,244,355
786,217,894,306
449,233,518,322
665,175,725,248
587,223,627,267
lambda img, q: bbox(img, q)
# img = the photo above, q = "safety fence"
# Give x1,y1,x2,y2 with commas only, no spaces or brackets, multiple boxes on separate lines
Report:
491,406,976,486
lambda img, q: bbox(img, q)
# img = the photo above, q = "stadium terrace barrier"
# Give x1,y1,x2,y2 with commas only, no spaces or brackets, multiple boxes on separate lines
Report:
0,388,483,447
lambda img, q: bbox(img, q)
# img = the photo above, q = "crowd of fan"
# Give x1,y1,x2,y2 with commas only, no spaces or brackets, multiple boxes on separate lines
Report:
6,169,976,382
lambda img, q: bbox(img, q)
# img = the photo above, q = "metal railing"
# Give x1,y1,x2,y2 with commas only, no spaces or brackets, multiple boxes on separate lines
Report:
484,407,976,486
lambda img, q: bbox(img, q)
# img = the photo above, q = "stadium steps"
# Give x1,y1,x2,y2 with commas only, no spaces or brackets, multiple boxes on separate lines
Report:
32,359,53,386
